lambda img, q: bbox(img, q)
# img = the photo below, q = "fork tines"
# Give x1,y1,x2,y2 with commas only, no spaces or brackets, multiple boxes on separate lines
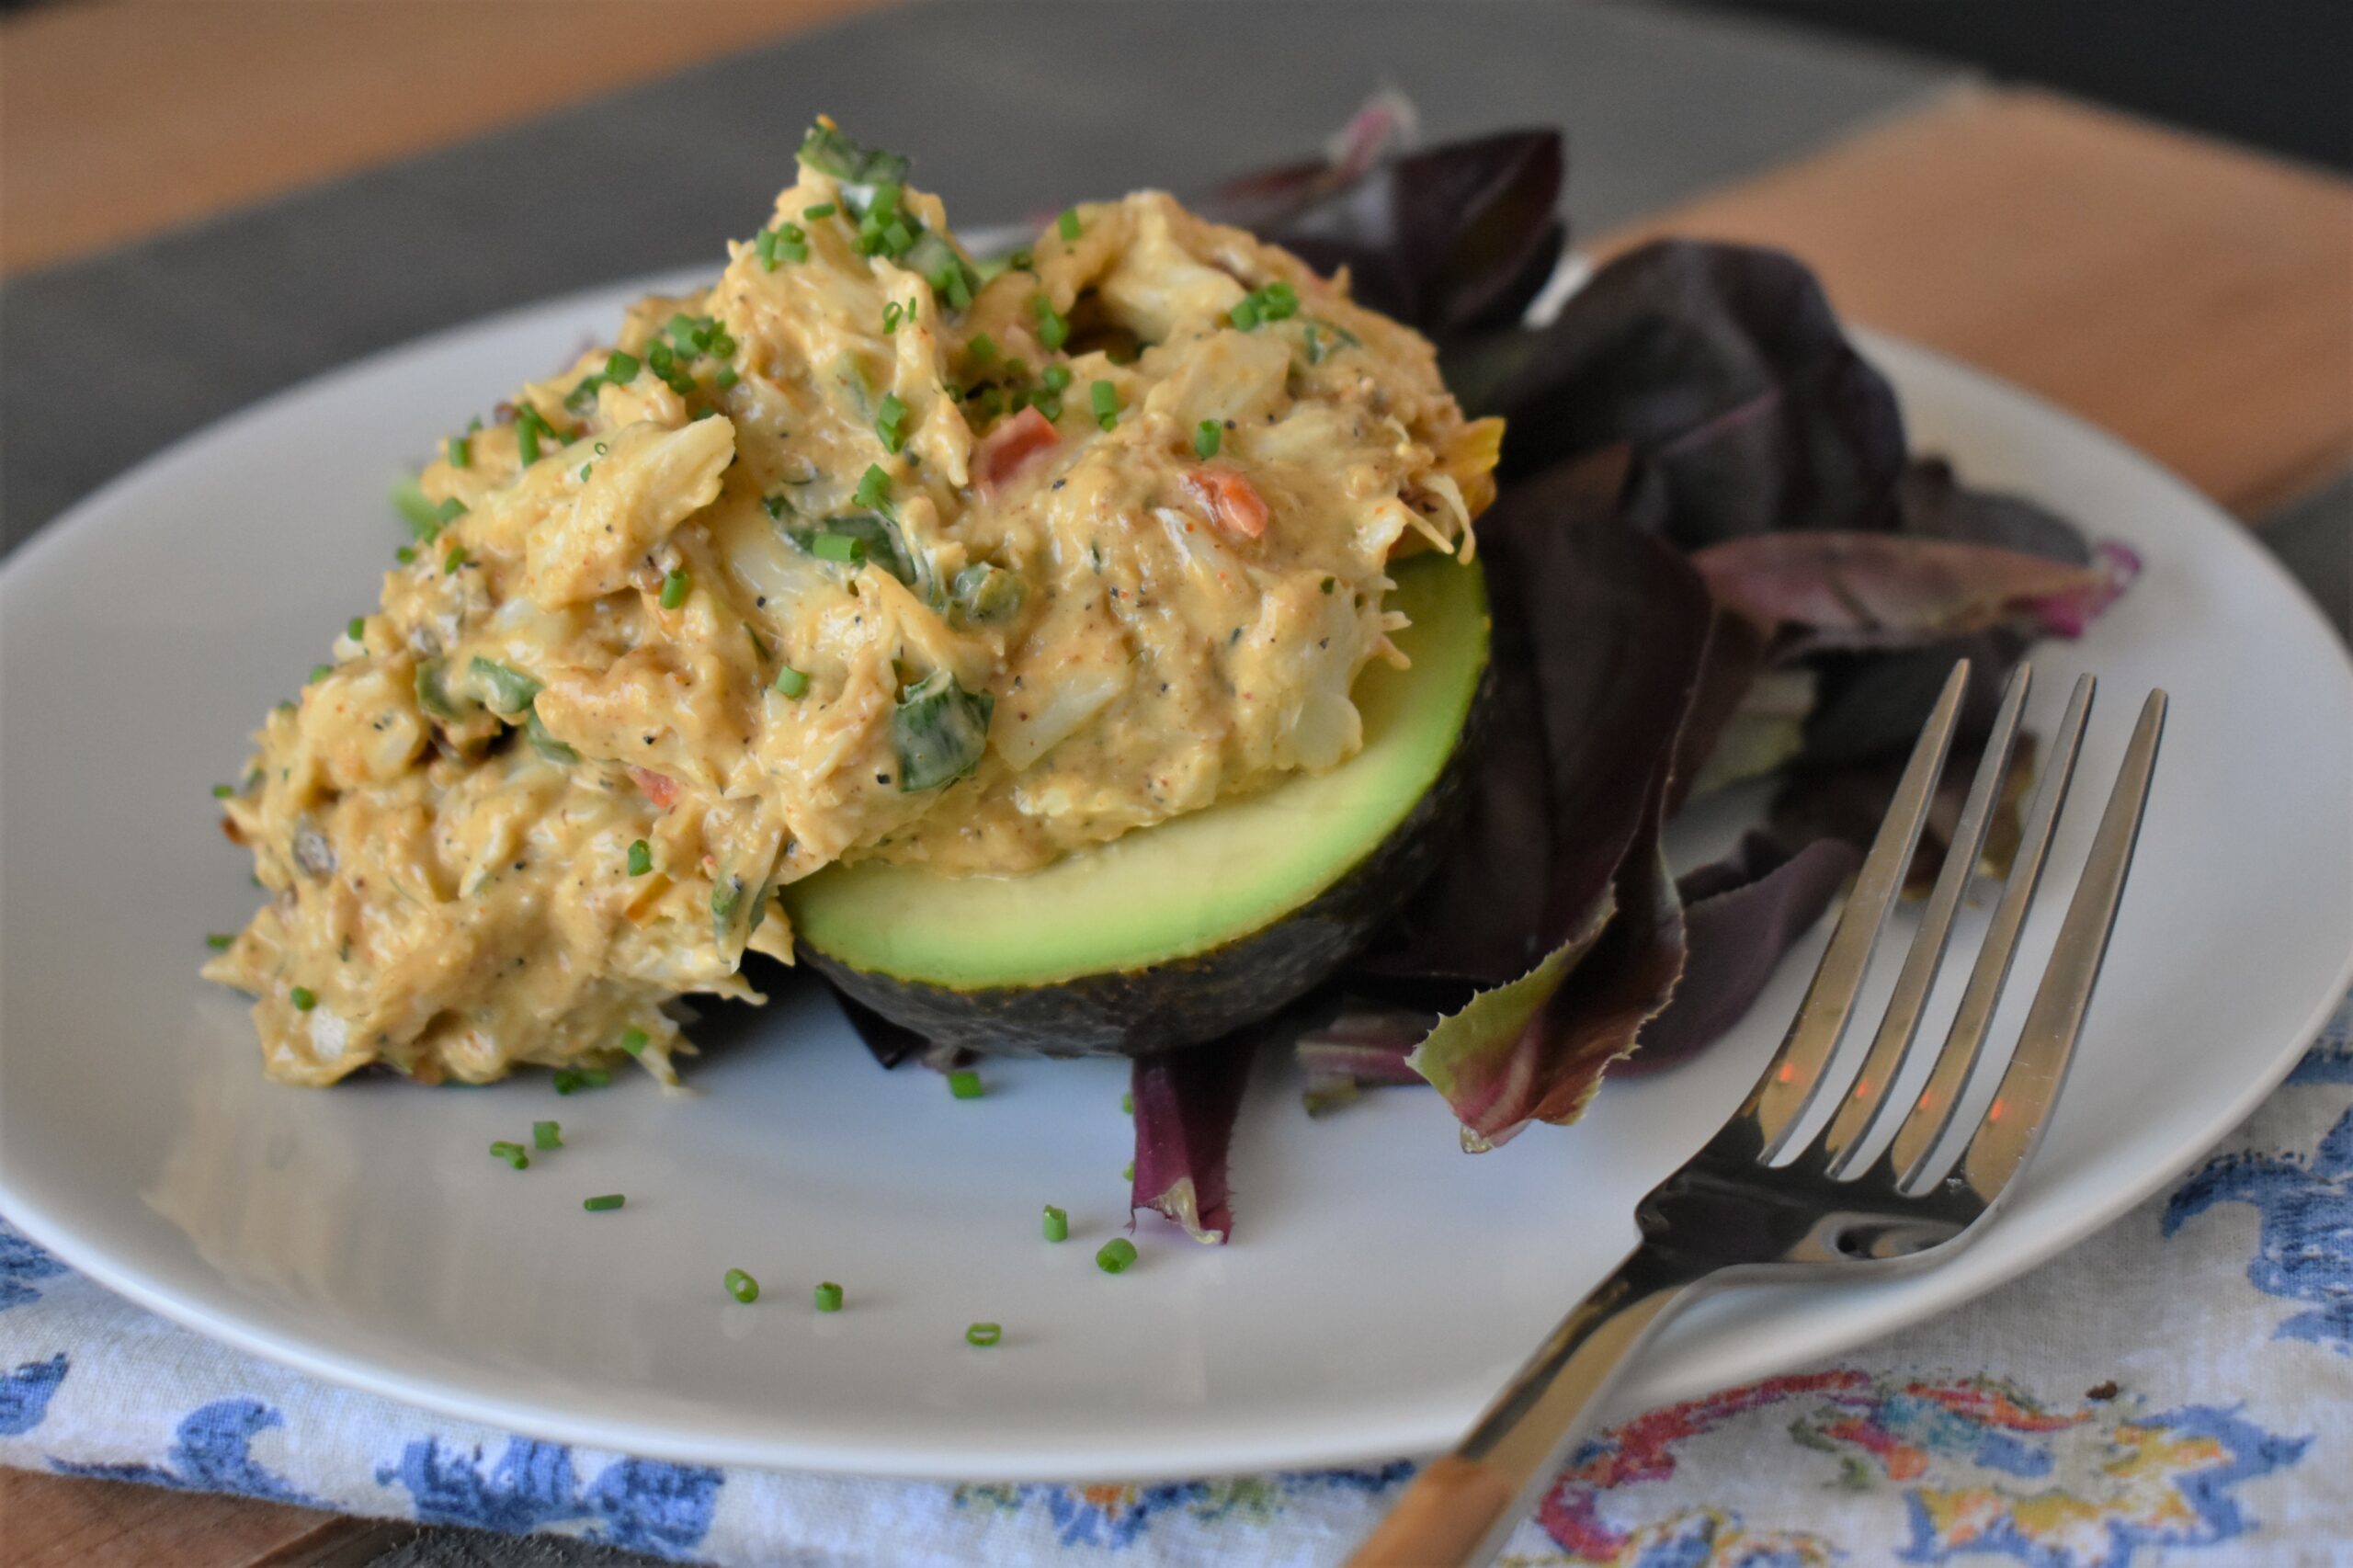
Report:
1738,658,2167,1206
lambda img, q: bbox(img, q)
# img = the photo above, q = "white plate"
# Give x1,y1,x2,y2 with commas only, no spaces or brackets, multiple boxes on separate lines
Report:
2,266,2348,1484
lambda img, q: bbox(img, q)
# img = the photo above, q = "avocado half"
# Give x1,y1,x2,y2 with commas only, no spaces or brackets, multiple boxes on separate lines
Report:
783,552,1491,1057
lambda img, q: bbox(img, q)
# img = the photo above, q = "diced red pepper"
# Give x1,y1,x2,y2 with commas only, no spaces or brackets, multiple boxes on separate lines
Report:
629,767,682,809
1184,466,1268,540
973,406,1061,496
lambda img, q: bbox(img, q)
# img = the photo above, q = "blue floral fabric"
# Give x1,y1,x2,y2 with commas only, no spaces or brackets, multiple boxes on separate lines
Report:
3,996,2347,1566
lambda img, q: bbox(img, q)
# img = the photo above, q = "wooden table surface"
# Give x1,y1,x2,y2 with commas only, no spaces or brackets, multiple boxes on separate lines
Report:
2,6,2346,1566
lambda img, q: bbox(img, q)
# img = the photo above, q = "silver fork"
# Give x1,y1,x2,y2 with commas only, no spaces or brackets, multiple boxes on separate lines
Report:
1350,660,2166,1568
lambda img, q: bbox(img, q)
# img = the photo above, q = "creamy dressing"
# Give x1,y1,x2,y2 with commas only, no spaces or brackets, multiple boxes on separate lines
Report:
206,124,1501,1086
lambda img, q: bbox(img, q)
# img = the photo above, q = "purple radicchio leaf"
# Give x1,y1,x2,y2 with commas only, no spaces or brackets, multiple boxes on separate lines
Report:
1442,240,1907,545
1615,834,1862,1076
1130,1035,1256,1244
1297,1001,1438,1117
1203,127,1567,340
1373,449,1715,1149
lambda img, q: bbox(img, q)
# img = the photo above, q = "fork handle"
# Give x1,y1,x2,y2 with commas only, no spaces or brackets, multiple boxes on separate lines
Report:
1349,1243,1708,1568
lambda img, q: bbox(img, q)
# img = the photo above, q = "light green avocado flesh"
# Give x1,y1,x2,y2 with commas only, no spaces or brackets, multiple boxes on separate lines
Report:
784,552,1490,990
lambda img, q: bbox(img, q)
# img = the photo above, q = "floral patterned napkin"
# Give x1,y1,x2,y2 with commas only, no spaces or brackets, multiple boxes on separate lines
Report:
5,994,2347,1566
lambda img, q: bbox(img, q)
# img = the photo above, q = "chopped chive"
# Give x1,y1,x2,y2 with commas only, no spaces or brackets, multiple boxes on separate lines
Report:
1040,364,1071,392
1095,1237,1137,1275
814,1281,843,1312
347,616,367,642
211,782,235,799
627,839,653,877
449,435,472,469
1057,208,1082,243
489,1141,529,1170
812,532,863,563
310,664,333,685
1321,576,1336,595
965,1322,1002,1346
803,201,836,220
205,933,235,951
442,544,469,574
517,418,541,467
620,1027,650,1057
715,367,739,390
1194,420,1221,460
1121,1092,1135,1115
723,1267,759,1303
583,1193,625,1211
532,1120,563,1150
1259,279,1300,320
659,569,689,608
290,986,317,1012
948,1069,983,1100
1090,380,1119,431
1042,1205,1068,1244
1122,1161,1135,1182
1031,392,1062,423
395,546,415,564
875,392,906,453
968,333,997,365
1031,294,1068,351
582,1067,609,1087
1229,295,1262,331
773,665,810,698
854,463,891,509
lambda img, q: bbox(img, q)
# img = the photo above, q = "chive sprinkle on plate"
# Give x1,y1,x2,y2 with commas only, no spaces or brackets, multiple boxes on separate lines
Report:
814,1281,844,1312
723,1267,759,1303
1096,1237,1137,1275
965,1322,1002,1346
583,1193,624,1212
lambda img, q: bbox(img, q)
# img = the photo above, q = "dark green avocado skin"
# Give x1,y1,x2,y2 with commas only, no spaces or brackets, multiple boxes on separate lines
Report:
800,674,1491,1059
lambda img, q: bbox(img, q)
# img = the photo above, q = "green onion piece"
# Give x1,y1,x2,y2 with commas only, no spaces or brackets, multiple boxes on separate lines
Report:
714,367,739,390
1030,392,1061,423
949,562,1026,627
1095,1238,1137,1275
773,665,810,699
814,1281,843,1312
449,435,472,469
875,392,906,452
724,1267,759,1303
1123,1161,1135,1182
812,532,862,563
489,1141,529,1170
347,616,367,642
803,201,836,220
211,782,235,799
395,546,415,564
854,463,891,509
1040,364,1071,392
1057,208,1082,243
443,545,469,574
944,269,972,311
526,710,578,765
1194,420,1221,460
965,1322,1002,1347
620,1027,649,1057
626,840,653,877
1090,380,1119,431
1122,1092,1135,1115
309,664,333,685
968,333,997,365
602,349,640,385
892,670,994,790
467,657,541,715
532,1120,562,1150
778,234,810,265
659,569,689,609
1259,280,1300,320
756,228,780,270
1032,294,1068,351
948,1069,983,1100
583,1193,625,1211
1229,295,1262,331
517,417,541,468
1042,1205,1068,1244
290,986,317,1012
206,933,235,951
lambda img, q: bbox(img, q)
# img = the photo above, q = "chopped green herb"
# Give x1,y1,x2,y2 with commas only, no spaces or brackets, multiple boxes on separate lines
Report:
449,435,472,469
714,367,739,390
1032,294,1069,352
772,665,810,699
347,616,367,642
1095,1237,1138,1275
309,664,333,685
874,391,906,452
532,1120,562,1151
489,1141,529,1170
516,410,548,467
583,1193,625,1211
290,986,317,1012
854,463,891,509
205,933,235,951
723,1267,760,1303
814,1281,843,1312
467,658,541,715
1259,280,1300,320
395,546,415,564
1228,295,1262,331
1122,1092,1135,1115
1194,420,1222,460
212,782,235,799
967,332,997,365
803,201,836,220
1040,363,1072,392
1321,576,1336,595
812,532,863,563
605,349,641,383
1031,392,1062,423
965,1322,1002,1346
948,1069,983,1100
892,670,994,790
620,1027,650,1057
659,569,690,609
625,838,654,878
949,562,1025,626
1042,1205,1068,1244
442,544,469,574
1090,380,1120,431
1057,208,1082,243
526,710,578,765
